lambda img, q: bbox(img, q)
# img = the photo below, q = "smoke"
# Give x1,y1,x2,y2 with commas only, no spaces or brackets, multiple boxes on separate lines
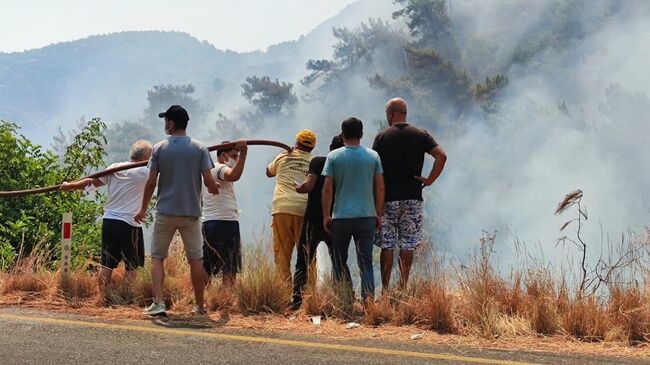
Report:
5,0,649,271
205,1,400,244
226,0,650,272
426,0,650,266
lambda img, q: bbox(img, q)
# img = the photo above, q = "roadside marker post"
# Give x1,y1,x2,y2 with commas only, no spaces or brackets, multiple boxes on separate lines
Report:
61,212,72,275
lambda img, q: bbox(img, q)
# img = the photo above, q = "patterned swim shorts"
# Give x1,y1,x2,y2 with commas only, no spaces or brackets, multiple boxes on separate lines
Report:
375,200,423,251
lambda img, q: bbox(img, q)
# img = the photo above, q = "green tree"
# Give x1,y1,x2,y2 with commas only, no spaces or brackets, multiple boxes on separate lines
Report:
393,0,450,39
241,76,297,114
105,120,158,164
143,84,207,128
474,75,509,113
0,119,108,269
369,47,474,121
302,19,407,101
392,0,459,61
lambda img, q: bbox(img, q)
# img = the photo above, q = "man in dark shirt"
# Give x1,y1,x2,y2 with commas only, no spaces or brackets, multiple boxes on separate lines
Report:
373,97,447,292
291,135,344,309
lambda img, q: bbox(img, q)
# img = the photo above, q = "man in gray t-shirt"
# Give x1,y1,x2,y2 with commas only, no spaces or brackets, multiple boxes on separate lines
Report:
150,136,214,217
136,105,220,316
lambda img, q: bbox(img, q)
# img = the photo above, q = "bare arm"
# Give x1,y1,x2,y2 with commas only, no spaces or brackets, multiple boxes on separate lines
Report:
223,141,248,182
296,174,318,194
59,178,105,191
416,145,447,186
135,169,158,224
374,174,385,217
322,176,334,233
373,174,385,230
202,170,220,195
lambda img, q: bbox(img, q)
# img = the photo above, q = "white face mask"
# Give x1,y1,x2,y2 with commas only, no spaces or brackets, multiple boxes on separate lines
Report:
225,156,236,168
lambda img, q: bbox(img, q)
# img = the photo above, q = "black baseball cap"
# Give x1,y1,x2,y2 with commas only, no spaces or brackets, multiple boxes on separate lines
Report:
158,105,189,123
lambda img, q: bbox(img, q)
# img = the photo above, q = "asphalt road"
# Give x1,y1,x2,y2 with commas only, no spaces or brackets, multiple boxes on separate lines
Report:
0,307,644,365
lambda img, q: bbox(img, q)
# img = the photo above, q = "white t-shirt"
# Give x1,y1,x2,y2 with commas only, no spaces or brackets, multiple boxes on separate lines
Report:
98,162,150,227
202,163,238,222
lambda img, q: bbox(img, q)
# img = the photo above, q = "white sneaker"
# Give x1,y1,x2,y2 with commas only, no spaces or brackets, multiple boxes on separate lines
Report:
192,305,207,315
143,302,166,316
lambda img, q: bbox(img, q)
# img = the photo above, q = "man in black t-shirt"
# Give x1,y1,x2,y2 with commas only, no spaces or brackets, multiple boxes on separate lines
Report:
373,97,447,292
291,135,345,309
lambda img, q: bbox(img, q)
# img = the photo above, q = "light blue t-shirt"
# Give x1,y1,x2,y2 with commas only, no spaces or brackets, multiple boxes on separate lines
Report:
322,146,383,219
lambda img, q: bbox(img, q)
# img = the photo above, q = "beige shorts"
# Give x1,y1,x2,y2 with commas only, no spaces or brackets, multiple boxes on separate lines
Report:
150,214,203,260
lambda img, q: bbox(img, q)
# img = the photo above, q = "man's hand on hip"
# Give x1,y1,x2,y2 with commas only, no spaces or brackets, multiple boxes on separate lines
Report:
415,175,434,187
134,208,147,224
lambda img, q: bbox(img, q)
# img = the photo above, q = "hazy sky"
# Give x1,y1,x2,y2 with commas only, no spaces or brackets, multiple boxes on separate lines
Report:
0,0,358,53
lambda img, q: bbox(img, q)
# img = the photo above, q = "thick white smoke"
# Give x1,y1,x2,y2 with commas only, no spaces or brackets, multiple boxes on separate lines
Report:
427,0,650,268
12,0,647,274
230,1,650,274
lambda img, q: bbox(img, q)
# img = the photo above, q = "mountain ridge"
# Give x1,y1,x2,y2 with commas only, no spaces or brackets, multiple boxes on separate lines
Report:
0,0,395,142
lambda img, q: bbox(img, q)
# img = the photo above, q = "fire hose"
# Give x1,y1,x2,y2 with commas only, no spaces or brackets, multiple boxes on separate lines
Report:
0,139,292,198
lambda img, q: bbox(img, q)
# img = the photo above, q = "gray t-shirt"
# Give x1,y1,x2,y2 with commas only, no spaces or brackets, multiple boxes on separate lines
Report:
149,136,214,217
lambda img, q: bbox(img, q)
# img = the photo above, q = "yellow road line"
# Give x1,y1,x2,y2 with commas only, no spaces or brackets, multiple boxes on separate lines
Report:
0,313,540,365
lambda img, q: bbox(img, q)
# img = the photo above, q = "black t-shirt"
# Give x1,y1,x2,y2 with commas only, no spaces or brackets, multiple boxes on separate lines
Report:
373,123,438,202
304,156,326,224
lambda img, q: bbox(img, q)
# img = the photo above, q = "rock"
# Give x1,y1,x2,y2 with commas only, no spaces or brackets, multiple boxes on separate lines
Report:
345,322,361,329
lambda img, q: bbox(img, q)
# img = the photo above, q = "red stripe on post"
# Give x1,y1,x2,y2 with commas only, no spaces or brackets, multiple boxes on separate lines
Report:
63,223,71,239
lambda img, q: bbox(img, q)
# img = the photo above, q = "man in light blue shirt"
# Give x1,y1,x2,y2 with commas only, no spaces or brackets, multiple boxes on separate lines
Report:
322,117,385,302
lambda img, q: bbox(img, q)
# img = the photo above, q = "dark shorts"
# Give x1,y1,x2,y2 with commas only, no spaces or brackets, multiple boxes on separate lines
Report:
202,220,242,276
101,219,145,270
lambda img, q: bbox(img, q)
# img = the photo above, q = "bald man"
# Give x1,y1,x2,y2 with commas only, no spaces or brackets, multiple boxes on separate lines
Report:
372,98,447,292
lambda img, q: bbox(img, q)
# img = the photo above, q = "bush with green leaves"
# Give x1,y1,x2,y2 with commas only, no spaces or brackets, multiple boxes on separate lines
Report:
0,119,107,269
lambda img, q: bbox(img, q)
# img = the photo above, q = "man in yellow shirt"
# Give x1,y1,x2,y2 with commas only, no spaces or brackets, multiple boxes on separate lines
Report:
266,130,316,282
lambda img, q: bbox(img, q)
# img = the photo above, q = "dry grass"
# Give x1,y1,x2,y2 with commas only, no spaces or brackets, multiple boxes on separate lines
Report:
1,272,50,294
606,285,650,344
456,232,529,338
234,247,290,315
522,269,560,335
100,266,147,306
560,295,609,341
363,282,456,331
303,282,338,318
303,278,359,319
58,271,97,304
364,295,394,326
412,281,456,333
1,233,650,350
103,280,140,306
1,240,54,295
206,282,236,312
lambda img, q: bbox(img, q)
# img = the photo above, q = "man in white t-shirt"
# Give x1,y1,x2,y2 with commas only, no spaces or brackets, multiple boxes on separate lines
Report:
60,140,152,289
202,140,247,286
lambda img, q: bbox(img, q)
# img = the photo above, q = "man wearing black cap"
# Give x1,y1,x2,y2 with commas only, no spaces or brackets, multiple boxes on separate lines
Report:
291,135,344,309
136,105,220,316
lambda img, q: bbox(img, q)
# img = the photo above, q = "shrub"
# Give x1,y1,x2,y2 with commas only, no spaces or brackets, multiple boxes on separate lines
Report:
235,247,290,315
